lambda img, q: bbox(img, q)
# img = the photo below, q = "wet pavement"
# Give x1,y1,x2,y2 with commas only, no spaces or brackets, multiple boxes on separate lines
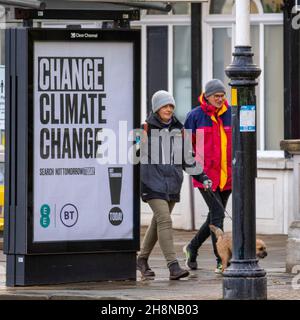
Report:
0,229,299,300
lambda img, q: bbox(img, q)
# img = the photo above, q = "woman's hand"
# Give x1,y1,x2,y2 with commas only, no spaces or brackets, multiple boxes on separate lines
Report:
203,179,213,190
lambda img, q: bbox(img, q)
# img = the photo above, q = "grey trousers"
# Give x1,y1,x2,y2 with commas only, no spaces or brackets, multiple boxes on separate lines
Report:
139,199,176,265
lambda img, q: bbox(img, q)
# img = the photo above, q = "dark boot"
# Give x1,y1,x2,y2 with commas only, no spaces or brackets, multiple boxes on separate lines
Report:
168,261,189,280
137,257,155,278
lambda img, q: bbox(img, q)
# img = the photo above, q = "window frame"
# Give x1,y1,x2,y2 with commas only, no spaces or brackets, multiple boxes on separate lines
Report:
202,1,283,155
132,11,191,122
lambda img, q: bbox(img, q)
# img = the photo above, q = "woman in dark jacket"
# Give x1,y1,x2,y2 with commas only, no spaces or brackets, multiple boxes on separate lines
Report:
137,90,211,280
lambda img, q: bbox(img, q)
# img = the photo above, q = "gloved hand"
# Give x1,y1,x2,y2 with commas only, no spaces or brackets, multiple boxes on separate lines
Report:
203,179,213,190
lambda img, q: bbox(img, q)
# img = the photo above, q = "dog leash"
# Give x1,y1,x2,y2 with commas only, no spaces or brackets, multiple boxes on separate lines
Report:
206,188,232,221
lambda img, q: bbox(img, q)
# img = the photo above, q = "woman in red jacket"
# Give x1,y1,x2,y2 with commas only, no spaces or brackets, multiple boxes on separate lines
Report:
183,79,232,274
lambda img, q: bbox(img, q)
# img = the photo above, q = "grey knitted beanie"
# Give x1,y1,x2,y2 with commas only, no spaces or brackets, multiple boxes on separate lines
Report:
204,79,226,97
151,90,176,113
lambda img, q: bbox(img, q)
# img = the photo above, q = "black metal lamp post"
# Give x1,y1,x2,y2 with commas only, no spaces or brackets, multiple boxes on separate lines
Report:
222,0,267,300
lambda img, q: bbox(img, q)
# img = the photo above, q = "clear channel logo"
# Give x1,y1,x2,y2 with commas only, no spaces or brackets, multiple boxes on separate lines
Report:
70,33,99,39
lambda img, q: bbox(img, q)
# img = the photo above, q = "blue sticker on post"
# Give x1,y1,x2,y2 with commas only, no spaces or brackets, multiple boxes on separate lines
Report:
240,105,256,132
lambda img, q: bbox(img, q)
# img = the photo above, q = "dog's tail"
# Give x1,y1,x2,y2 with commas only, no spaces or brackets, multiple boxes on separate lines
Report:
209,224,224,239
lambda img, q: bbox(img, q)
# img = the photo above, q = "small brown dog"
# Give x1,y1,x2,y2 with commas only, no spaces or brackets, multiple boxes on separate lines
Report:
209,225,268,272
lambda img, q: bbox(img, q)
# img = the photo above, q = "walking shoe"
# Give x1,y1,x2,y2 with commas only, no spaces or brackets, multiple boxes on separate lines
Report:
183,244,198,270
214,262,223,274
168,261,189,280
137,257,155,278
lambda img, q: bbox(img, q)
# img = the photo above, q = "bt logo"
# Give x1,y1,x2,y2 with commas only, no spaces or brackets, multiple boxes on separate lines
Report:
60,203,79,227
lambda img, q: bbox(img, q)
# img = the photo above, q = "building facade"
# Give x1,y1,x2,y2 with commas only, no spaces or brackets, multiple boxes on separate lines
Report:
0,0,298,234
136,0,294,235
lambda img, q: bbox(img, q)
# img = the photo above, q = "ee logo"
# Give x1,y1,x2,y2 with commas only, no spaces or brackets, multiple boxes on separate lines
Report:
40,204,50,228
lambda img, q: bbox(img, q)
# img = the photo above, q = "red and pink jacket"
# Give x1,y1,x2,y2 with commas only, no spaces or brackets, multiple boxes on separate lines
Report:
184,94,232,191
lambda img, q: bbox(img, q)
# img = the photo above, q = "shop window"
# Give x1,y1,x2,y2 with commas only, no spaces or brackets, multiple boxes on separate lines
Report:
209,0,283,14
212,28,232,97
209,0,258,14
172,3,190,15
209,0,284,14
146,2,190,15
261,0,283,13
212,26,261,149
208,1,283,150
264,25,284,149
173,26,191,123
209,0,235,14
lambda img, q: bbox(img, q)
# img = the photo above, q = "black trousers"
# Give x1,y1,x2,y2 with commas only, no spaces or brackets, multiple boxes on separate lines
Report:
189,188,231,264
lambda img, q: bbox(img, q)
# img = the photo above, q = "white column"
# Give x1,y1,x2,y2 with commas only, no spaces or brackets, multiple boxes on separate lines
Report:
286,154,300,272
236,0,250,46
292,155,300,221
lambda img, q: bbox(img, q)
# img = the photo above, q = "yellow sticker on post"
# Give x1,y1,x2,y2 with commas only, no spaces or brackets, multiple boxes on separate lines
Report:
231,88,238,106
240,105,256,132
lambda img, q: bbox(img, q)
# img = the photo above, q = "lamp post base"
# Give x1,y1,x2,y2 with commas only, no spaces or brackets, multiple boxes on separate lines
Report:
223,260,267,300
223,277,267,300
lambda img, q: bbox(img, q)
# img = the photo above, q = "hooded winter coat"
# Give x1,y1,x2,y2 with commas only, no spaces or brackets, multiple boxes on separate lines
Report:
184,94,232,192
140,112,208,202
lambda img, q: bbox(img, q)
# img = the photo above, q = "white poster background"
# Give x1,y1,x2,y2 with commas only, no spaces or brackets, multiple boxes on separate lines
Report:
33,41,134,242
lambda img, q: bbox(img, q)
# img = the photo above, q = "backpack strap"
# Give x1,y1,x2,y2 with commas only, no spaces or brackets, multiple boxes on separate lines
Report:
142,122,148,133
141,122,149,143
